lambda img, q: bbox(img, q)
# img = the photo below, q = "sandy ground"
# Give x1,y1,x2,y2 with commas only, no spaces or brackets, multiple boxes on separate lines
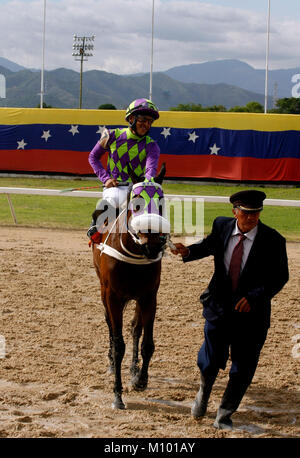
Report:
0,226,299,439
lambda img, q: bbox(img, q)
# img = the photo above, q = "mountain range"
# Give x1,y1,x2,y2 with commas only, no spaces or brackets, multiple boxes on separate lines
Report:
0,57,298,110
164,59,299,100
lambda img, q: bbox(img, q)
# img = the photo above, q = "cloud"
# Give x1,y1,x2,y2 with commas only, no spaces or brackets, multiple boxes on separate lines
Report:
0,0,300,74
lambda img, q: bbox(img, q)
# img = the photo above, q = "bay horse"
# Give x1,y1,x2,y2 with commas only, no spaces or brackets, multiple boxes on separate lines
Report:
91,164,170,409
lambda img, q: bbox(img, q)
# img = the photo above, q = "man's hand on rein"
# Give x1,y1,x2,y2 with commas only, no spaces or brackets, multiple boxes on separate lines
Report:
170,243,190,258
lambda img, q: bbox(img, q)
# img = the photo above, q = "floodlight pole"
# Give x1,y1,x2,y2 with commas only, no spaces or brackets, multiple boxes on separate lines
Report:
79,37,85,110
72,35,95,109
149,0,155,100
40,0,46,108
264,0,271,114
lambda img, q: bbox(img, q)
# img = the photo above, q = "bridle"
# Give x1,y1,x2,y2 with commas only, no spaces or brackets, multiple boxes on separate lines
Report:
97,181,173,265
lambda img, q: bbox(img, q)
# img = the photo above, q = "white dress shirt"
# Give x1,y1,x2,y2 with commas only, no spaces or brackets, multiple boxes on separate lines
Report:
224,222,258,274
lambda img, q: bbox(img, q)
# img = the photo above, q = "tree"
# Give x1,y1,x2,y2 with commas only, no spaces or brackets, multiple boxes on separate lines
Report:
207,105,227,112
170,101,266,113
170,103,226,112
228,106,248,112
229,101,263,113
98,103,117,110
245,101,264,113
271,97,300,114
36,102,53,108
170,103,204,111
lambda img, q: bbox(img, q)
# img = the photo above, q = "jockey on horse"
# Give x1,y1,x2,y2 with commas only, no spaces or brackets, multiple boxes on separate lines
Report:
87,98,160,242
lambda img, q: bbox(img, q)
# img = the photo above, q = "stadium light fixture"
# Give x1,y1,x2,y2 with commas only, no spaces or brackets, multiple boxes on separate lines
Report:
72,34,95,109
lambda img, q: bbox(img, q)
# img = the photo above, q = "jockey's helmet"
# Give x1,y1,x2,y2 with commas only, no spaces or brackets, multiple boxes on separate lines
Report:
125,98,159,121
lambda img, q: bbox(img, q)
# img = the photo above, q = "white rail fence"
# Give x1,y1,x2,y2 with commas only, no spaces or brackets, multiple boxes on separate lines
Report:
0,187,299,225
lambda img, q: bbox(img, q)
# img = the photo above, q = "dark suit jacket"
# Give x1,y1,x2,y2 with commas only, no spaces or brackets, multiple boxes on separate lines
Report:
183,217,289,327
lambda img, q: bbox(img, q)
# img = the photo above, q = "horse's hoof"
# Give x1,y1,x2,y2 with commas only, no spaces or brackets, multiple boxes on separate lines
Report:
131,376,148,392
112,393,126,410
133,385,147,392
112,400,126,410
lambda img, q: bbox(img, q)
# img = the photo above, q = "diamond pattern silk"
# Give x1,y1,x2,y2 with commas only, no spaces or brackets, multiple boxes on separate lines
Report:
228,234,246,291
107,128,155,181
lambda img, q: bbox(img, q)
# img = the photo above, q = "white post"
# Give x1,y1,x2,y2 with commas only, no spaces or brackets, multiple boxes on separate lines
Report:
264,0,271,114
40,0,46,108
149,0,155,100
6,194,18,225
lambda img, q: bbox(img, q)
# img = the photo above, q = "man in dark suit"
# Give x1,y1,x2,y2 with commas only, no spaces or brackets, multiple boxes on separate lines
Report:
172,190,289,430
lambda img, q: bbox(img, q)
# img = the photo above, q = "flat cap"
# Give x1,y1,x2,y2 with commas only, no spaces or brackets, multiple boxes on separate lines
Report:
229,190,266,212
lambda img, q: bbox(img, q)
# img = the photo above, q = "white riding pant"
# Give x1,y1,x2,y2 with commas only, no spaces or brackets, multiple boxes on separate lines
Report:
96,186,129,210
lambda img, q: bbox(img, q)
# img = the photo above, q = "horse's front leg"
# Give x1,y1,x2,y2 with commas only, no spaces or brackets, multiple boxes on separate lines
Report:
130,306,142,377
106,292,126,410
131,296,156,391
112,333,126,409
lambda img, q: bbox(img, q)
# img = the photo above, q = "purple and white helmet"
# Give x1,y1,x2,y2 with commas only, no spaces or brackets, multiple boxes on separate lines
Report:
125,98,159,121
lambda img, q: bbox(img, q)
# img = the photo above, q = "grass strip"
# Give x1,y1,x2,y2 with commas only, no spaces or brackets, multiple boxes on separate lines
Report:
0,177,299,241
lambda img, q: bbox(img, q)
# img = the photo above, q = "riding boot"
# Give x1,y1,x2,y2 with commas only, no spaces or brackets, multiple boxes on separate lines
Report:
87,200,117,240
191,371,218,418
213,376,249,430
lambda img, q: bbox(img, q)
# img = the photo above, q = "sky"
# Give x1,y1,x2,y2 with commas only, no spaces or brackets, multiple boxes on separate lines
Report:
0,0,300,74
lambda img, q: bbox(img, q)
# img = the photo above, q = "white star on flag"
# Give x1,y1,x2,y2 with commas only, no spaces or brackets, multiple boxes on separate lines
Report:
41,130,51,142
96,126,107,134
69,125,79,136
209,143,221,155
17,139,27,149
161,127,171,139
188,131,199,143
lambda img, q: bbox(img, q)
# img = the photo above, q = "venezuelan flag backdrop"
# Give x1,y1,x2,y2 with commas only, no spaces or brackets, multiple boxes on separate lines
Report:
0,108,299,181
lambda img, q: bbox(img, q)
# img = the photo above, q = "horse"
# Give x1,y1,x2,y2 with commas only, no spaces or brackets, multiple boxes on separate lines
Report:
90,164,170,409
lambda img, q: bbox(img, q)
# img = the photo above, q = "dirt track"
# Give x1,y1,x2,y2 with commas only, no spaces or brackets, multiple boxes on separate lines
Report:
0,226,299,438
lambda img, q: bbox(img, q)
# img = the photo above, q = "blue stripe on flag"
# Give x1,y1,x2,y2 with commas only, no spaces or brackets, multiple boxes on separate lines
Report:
1,124,300,159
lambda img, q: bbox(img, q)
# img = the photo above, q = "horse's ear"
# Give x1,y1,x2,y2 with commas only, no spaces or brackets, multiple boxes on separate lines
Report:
126,162,140,184
92,209,102,221
155,162,166,185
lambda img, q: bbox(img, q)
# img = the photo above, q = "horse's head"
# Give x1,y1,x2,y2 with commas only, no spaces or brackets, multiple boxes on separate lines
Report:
127,163,170,259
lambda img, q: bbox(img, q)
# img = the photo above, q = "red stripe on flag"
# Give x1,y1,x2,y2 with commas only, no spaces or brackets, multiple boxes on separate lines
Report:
158,154,300,182
0,149,106,175
0,150,299,181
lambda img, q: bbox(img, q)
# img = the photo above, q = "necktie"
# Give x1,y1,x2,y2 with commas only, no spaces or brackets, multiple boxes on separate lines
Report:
229,233,246,291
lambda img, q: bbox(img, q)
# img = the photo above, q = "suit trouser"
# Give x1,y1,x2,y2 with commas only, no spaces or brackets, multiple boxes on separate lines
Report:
197,312,268,388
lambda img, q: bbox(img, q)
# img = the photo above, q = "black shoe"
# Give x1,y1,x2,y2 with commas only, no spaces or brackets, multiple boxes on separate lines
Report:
191,393,208,418
213,376,249,430
191,372,217,419
213,408,233,430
